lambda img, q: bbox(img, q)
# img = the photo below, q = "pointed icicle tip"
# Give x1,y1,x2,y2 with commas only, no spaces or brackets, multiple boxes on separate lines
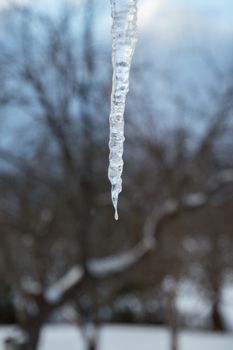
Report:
112,194,119,220
114,207,119,221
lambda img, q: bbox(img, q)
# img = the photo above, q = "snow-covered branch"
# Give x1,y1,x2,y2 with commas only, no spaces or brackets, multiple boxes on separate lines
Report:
44,265,84,305
87,240,150,279
21,265,84,308
87,196,201,279
88,170,233,279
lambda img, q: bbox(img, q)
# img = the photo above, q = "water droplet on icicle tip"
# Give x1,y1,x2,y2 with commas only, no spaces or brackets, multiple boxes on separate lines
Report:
114,207,119,221
111,187,119,220
108,0,138,220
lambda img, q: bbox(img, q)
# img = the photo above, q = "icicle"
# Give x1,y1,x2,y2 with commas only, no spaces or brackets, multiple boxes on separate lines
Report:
108,0,138,220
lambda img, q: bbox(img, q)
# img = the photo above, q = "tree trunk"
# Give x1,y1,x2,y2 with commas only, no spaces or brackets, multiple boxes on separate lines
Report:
170,327,178,350
166,285,178,350
21,328,41,350
4,323,41,350
211,300,225,332
87,340,97,350
81,323,99,350
4,297,50,350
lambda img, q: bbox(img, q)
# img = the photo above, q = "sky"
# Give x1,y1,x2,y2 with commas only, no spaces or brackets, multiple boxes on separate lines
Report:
0,0,232,45
0,0,232,33
138,0,233,39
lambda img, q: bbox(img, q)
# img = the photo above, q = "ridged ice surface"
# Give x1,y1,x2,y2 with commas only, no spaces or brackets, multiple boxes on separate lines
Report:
108,0,138,220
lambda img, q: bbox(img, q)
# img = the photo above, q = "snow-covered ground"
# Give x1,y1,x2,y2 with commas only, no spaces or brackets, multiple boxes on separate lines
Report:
0,325,233,350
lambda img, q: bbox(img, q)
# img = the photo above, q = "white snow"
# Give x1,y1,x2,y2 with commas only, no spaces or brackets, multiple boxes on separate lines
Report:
0,325,233,350
108,0,138,220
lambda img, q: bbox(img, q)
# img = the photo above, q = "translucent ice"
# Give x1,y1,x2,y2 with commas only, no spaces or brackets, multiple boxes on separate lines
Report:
108,0,138,220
